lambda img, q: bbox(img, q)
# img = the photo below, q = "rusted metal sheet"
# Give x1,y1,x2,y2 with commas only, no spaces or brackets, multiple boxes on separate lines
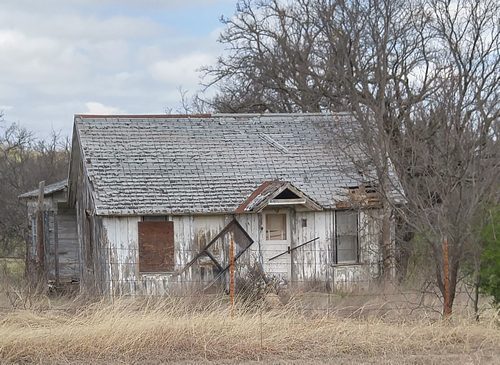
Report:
138,221,174,273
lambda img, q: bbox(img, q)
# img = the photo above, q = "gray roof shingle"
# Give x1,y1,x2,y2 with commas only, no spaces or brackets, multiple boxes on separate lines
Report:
19,179,68,199
75,113,400,215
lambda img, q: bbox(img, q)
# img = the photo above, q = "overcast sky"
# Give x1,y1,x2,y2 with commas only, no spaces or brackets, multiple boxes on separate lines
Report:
0,0,235,138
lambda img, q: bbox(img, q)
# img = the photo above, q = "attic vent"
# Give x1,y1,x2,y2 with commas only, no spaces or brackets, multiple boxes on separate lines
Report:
258,133,289,154
275,189,299,199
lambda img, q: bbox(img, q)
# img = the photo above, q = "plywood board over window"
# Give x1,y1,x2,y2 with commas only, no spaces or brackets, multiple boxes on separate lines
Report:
138,221,174,272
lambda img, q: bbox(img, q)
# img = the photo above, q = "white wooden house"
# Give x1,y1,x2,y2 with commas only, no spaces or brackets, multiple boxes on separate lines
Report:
22,113,403,296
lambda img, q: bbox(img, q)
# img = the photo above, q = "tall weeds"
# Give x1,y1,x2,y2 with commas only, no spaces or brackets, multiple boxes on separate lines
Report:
0,297,498,364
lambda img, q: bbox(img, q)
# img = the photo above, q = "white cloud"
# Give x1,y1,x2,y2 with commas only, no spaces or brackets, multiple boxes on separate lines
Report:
83,102,125,115
0,12,167,41
149,53,215,86
0,0,232,136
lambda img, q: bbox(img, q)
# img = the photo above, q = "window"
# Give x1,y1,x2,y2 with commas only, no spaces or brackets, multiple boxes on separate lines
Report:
138,221,174,272
335,210,358,264
265,213,287,240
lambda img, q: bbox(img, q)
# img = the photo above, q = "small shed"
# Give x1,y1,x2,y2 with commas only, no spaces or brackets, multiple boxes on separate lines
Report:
19,179,80,286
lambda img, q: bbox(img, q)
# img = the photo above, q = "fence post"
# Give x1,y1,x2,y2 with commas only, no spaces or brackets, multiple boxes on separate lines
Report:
229,232,235,317
36,181,45,281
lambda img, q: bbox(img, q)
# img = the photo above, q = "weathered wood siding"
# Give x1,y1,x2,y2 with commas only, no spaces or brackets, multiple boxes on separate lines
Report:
70,134,107,294
26,193,80,284
56,209,79,280
291,210,334,287
97,208,389,296
101,215,252,296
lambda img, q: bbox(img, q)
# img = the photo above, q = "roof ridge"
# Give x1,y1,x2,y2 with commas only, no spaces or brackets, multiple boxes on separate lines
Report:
75,112,352,120
213,112,350,117
75,114,212,119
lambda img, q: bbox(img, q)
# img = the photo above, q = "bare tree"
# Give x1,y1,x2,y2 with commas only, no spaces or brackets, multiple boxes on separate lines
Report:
329,0,437,284
0,120,70,256
202,0,347,113
205,0,435,280
392,0,500,315
204,0,500,315
333,0,499,314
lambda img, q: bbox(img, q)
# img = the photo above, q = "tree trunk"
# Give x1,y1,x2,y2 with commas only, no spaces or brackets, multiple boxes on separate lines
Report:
442,237,452,316
473,268,480,321
381,207,395,284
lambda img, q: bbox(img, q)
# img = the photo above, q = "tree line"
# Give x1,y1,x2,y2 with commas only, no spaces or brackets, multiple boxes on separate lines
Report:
0,113,69,257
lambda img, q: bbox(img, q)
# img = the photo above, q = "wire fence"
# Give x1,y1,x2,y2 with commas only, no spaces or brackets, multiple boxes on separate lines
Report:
0,254,495,320
0,275,494,321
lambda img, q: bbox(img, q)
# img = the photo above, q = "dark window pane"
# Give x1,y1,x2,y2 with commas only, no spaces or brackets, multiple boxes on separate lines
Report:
337,235,357,263
335,211,358,263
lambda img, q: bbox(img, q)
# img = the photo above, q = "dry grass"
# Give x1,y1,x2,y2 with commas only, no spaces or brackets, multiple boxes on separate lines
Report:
0,296,499,364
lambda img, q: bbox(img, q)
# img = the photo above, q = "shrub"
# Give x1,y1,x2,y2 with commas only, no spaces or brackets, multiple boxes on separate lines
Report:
479,206,500,305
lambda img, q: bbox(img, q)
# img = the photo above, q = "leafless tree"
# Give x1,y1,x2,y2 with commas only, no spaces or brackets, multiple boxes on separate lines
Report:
328,0,438,285
205,0,434,281
0,120,70,256
392,0,499,315
202,0,348,113
331,0,498,315
204,0,499,315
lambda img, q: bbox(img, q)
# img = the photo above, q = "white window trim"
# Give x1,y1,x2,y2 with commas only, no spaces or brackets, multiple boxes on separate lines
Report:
263,210,290,242
334,210,360,265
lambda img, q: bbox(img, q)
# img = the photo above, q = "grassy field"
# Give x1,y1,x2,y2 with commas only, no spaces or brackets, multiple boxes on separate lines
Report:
0,296,498,364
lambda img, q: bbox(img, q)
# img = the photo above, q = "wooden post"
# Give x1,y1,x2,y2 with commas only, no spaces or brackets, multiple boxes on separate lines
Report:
36,181,45,277
229,233,235,317
442,237,452,317
54,215,59,287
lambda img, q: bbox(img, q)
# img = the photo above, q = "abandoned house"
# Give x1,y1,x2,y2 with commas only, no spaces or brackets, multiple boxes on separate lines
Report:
20,113,403,296
19,179,79,286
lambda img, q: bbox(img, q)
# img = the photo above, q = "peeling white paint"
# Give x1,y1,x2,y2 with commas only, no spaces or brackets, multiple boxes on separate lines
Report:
98,208,390,296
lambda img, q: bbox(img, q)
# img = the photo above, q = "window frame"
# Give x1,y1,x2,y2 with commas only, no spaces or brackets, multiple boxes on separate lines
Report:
142,216,168,222
334,210,360,265
138,218,175,273
264,211,289,242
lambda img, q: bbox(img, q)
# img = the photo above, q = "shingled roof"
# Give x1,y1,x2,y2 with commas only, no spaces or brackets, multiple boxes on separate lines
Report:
73,113,400,215
19,179,68,199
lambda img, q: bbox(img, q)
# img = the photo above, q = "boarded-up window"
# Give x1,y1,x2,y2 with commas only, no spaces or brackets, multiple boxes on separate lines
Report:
138,221,174,272
266,214,287,240
335,211,358,263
